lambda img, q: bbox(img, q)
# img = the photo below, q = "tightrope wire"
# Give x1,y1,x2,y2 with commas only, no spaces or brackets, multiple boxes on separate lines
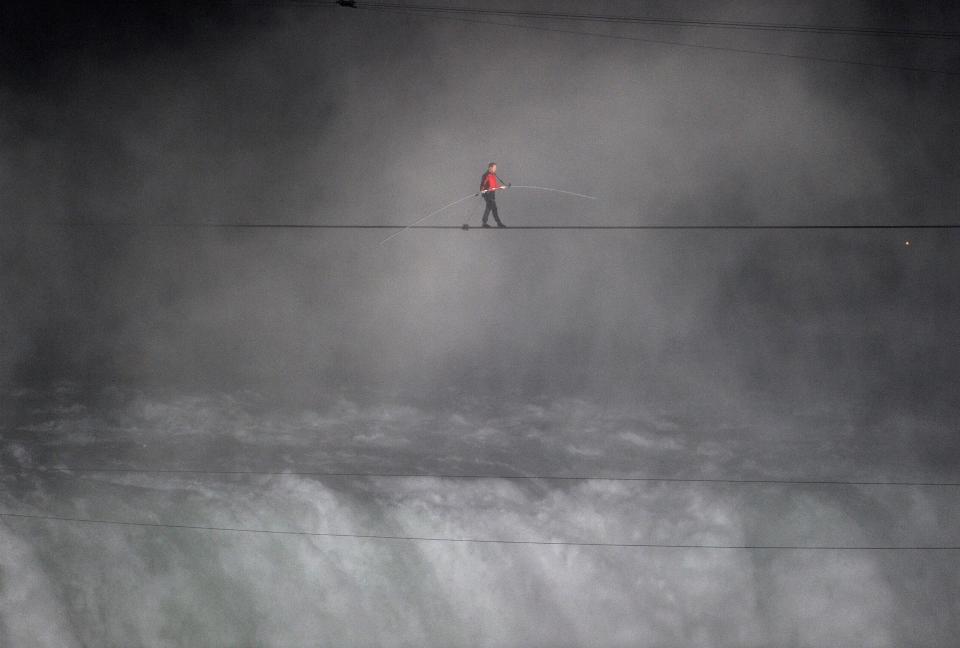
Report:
12,466,960,488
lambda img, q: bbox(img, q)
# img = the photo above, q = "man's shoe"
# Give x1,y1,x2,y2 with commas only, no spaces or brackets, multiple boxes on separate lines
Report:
482,223,491,228
497,222,507,228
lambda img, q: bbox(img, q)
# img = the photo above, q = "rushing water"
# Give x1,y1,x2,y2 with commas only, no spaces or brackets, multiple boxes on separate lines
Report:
2,385,958,647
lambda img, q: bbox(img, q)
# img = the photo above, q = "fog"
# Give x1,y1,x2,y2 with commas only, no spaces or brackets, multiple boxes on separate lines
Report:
2,1,960,646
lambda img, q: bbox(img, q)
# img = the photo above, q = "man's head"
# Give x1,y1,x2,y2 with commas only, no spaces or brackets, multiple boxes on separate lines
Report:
488,162,497,173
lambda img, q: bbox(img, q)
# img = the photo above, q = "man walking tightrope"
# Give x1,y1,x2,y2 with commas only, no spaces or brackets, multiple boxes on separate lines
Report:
479,162,509,228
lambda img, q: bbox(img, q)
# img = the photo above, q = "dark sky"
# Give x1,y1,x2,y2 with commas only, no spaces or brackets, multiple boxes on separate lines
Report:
2,1,960,645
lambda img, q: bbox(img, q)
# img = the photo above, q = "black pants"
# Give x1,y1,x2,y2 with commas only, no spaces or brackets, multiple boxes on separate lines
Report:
482,193,502,225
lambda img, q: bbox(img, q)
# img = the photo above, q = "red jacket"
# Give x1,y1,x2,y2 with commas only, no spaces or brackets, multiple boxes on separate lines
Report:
481,171,501,193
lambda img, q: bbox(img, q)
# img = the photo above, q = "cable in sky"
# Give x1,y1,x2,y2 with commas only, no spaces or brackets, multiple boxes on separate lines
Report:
17,465,960,487
17,221,960,230
341,1,960,40
3,511,959,550
352,6,960,76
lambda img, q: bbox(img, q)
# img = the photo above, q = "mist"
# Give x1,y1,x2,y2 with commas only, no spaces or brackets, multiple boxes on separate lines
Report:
2,1,960,645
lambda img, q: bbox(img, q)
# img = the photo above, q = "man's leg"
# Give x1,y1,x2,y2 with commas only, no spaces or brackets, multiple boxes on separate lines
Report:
491,197,504,227
482,196,494,226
